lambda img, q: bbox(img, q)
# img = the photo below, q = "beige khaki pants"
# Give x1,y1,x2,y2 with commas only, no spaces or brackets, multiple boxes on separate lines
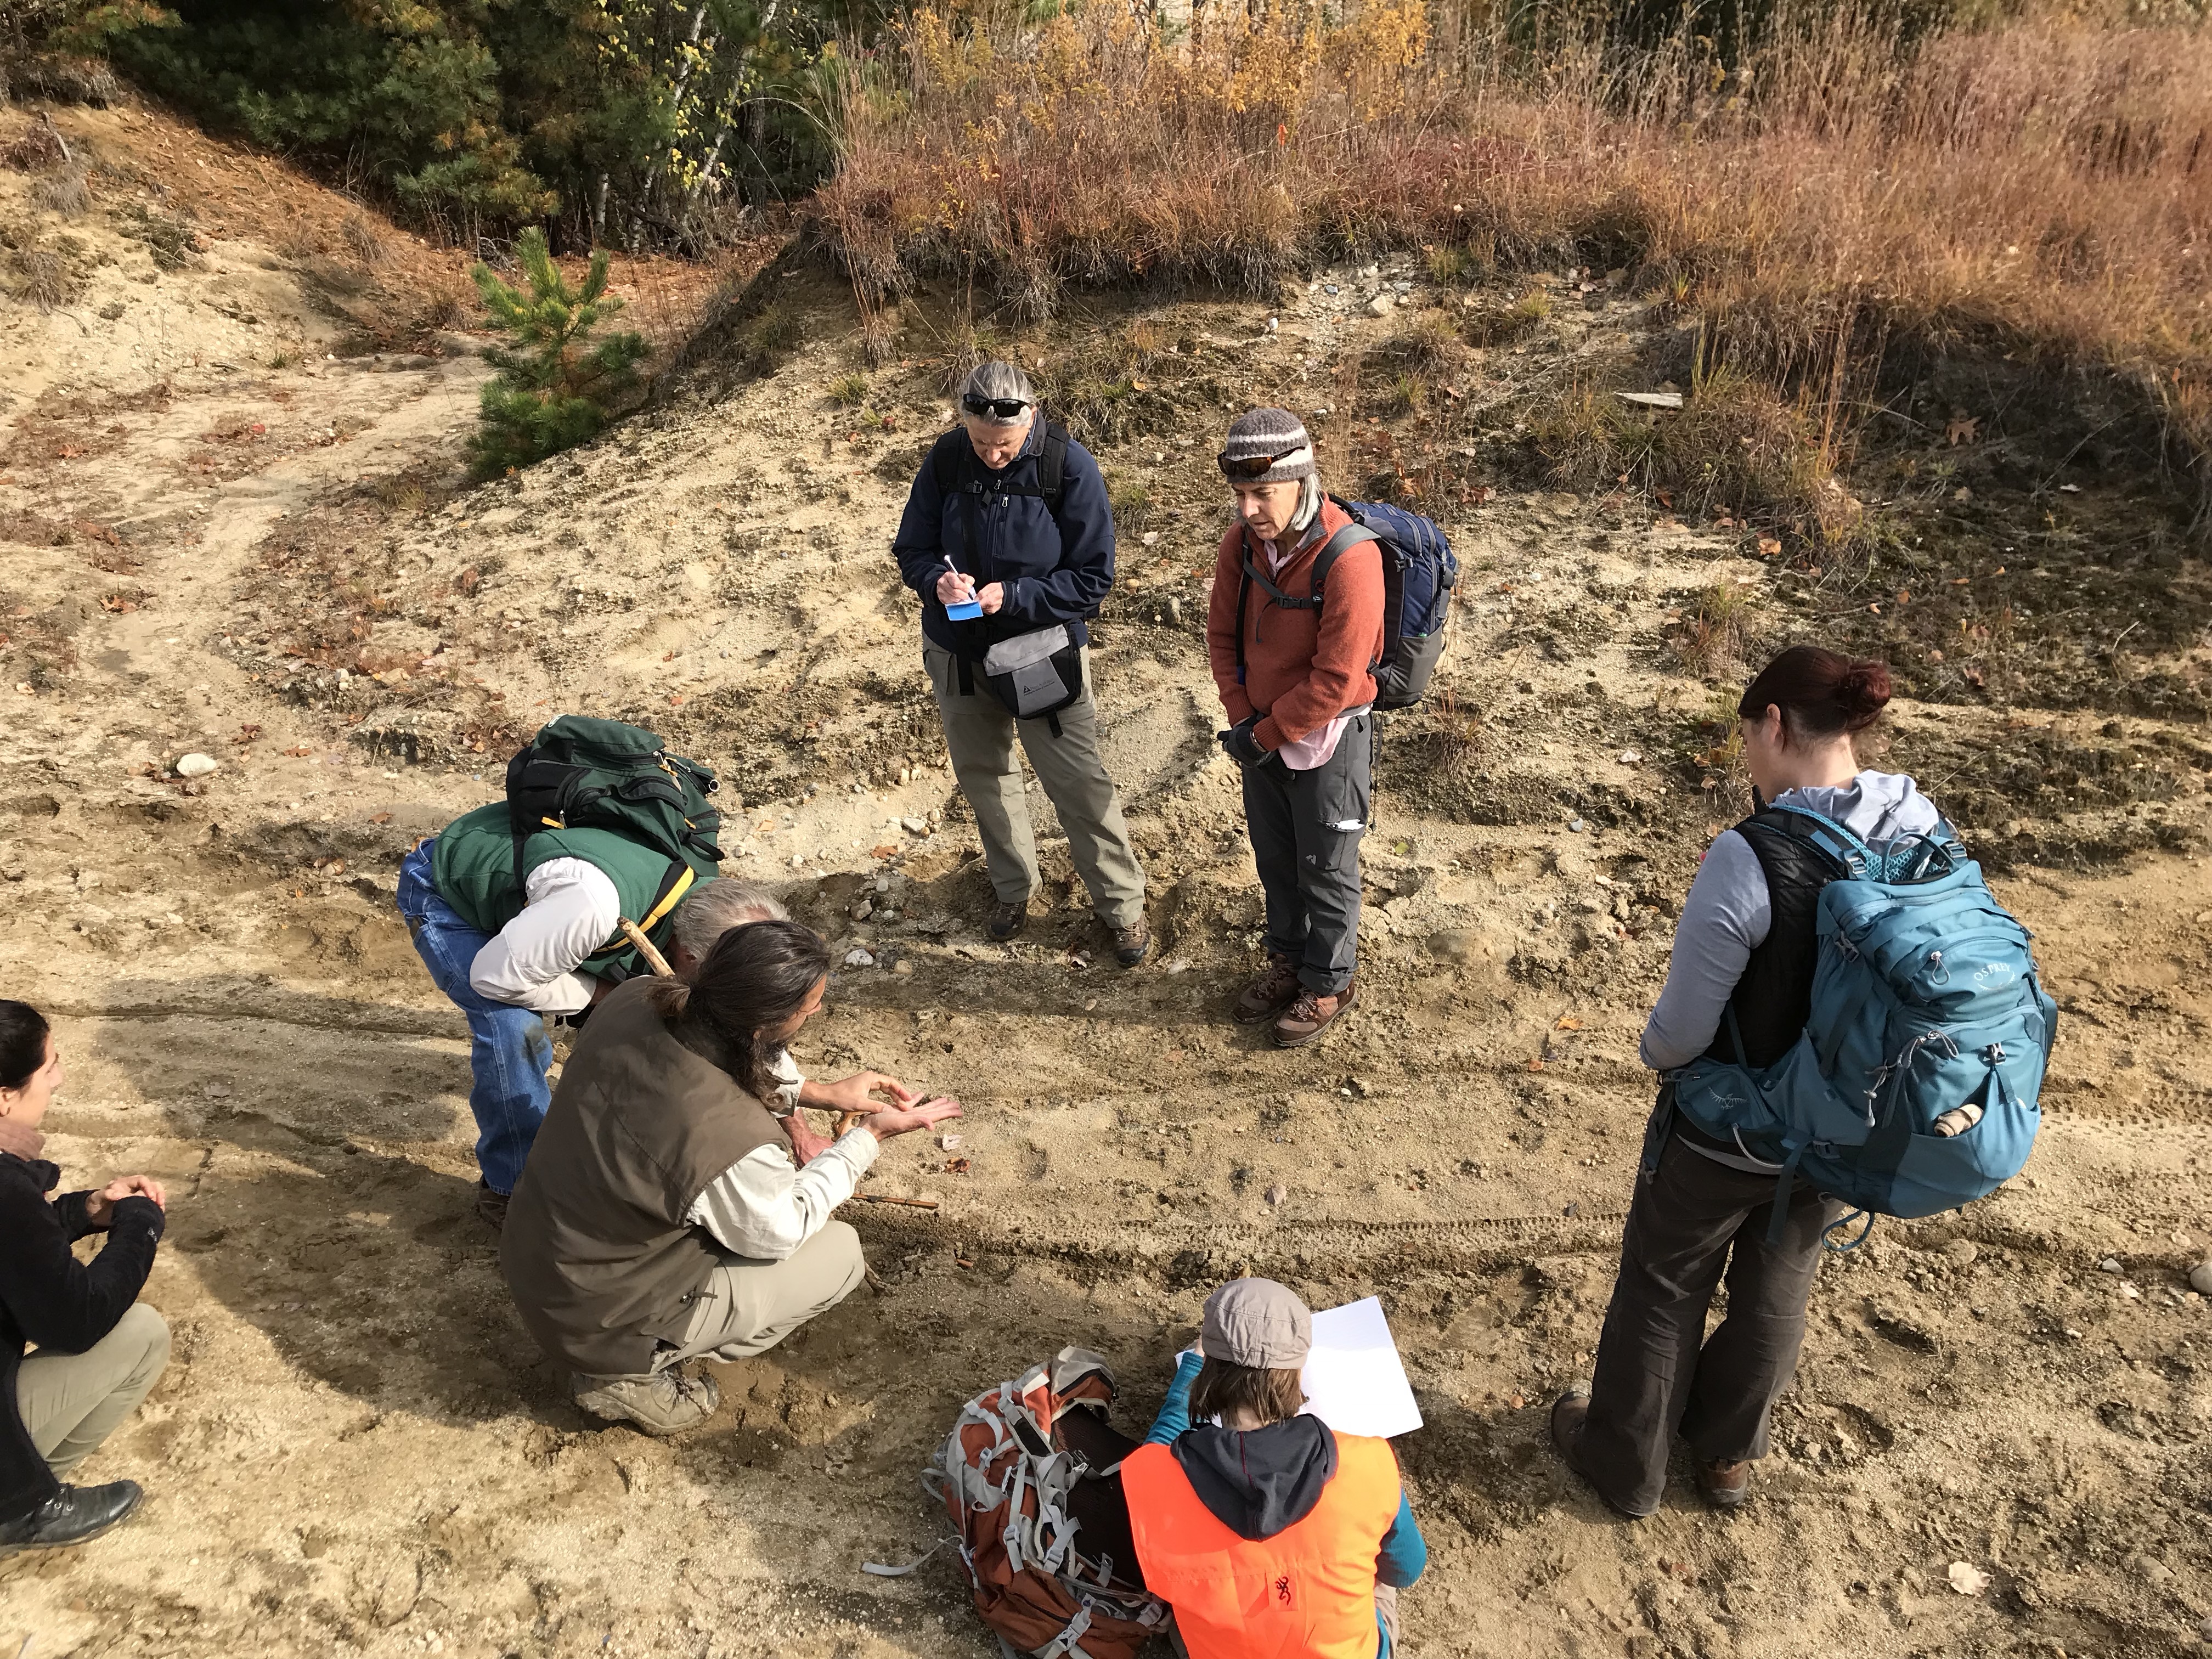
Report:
658,1220,867,1367
16,1302,171,1480
923,645,1146,928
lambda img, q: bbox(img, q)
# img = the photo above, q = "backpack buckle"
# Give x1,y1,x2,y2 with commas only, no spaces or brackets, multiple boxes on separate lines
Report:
1981,1041,2006,1065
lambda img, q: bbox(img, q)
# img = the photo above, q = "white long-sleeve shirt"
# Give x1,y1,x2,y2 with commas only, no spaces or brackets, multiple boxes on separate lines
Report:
684,1051,881,1259
467,857,620,1014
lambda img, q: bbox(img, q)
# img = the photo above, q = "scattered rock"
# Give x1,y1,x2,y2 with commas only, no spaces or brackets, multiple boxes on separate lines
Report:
1264,1183,1286,1206
174,752,219,778
849,899,873,920
936,1133,962,1151
2098,1257,2123,1273
1567,818,1587,832
1944,1239,1978,1266
1347,1076,1372,1099
901,816,928,834
2190,1260,2212,1296
1616,749,1640,765
1946,1561,1989,1597
1367,294,1393,318
842,948,875,968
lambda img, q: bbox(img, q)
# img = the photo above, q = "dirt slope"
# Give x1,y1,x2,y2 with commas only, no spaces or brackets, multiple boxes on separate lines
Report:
1,99,2209,1659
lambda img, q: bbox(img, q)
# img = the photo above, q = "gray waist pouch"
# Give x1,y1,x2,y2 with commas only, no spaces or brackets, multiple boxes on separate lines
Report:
958,625,1084,726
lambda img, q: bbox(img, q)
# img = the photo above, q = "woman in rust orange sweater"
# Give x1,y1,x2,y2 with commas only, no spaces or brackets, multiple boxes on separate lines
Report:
1205,409,1386,1048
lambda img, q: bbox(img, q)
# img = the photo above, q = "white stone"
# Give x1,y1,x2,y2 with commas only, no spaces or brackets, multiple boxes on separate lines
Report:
174,753,219,777
842,948,875,968
2190,1260,2212,1296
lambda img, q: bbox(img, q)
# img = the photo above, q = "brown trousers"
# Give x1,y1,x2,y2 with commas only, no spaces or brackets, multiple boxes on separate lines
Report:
1568,1125,1839,1517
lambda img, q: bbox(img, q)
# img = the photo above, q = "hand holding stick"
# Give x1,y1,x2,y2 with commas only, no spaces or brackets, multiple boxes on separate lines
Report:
618,917,676,978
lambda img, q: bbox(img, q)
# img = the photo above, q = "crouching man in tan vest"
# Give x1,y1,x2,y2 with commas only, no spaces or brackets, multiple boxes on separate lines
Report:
501,919,959,1434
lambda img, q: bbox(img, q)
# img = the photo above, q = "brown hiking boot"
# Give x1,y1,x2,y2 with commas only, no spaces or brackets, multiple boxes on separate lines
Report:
988,898,1029,941
1695,1457,1751,1510
1234,953,1302,1023
1110,917,1150,967
572,1366,721,1437
1273,979,1357,1048
473,1180,509,1232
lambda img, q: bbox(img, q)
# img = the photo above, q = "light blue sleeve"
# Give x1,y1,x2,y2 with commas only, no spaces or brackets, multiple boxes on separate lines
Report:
1639,829,1772,1070
1143,1350,1204,1446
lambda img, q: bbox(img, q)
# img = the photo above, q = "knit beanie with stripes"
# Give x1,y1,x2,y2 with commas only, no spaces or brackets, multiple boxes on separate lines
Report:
1217,407,1315,483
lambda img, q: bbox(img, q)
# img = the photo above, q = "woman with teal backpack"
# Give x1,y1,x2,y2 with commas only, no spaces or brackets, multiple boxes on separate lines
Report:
1553,646,1954,1516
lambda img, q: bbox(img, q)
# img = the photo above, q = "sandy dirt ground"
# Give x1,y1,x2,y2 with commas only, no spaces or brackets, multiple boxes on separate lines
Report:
1,98,2209,1659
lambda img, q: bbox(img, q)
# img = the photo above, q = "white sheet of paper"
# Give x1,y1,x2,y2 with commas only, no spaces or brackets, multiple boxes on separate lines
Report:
1297,1296,1423,1439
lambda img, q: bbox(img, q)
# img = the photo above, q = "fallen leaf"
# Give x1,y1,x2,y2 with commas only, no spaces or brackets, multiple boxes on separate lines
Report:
1757,536,1781,557
1526,1058,1546,1073
1555,1015,1583,1030
283,746,314,757
371,811,392,824
1507,1392,1525,1409
55,443,85,459
871,844,899,858
1945,415,1979,445
668,694,686,706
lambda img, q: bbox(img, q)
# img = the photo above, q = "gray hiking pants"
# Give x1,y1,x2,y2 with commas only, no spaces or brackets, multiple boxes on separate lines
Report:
924,644,1146,928
1241,714,1371,996
16,1302,171,1480
1567,1118,1840,1516
656,1221,866,1368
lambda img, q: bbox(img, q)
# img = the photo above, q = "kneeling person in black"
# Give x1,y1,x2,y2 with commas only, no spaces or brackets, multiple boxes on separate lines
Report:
0,1001,171,1556
1553,647,1939,1515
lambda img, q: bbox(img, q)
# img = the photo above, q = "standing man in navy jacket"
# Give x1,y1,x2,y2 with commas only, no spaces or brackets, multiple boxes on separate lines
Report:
892,361,1149,963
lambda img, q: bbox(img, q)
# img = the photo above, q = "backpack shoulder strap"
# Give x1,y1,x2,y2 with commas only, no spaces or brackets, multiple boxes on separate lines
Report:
1037,419,1068,507
1307,521,1380,605
929,427,971,495
1755,802,1875,878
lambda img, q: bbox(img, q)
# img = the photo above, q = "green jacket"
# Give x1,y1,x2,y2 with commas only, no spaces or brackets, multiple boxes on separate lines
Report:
430,803,718,981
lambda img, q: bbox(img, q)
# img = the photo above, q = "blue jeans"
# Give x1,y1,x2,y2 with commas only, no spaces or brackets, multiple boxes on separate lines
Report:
397,840,553,1195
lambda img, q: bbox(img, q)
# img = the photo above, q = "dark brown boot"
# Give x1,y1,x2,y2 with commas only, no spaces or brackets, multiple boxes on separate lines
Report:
1233,953,1301,1023
988,898,1030,941
473,1180,509,1232
1695,1458,1751,1510
1272,979,1357,1048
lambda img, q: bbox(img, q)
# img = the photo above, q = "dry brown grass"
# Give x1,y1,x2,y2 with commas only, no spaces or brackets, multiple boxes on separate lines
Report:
816,0,2212,494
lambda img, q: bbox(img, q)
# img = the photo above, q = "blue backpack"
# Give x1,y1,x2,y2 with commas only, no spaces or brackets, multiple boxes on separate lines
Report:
1669,805,2057,1245
1234,496,1458,709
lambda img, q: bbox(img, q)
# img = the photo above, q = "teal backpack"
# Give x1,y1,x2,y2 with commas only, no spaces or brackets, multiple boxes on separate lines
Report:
1669,805,2058,1245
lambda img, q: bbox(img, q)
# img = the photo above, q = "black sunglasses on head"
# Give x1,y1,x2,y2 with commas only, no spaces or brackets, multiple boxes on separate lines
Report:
1217,445,1306,479
962,394,1031,421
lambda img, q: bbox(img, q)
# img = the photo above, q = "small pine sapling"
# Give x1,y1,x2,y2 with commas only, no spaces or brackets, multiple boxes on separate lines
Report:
467,228,647,477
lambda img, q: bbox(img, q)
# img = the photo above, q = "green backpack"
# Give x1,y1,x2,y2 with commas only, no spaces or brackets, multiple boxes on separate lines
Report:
501,716,725,893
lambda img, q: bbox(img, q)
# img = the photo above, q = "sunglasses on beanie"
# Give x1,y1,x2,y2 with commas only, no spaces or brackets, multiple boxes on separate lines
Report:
1217,445,1308,479
961,393,1031,421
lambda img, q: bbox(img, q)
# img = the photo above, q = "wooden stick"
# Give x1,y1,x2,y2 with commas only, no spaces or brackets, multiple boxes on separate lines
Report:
852,1193,939,1210
618,917,676,978
833,1110,863,1137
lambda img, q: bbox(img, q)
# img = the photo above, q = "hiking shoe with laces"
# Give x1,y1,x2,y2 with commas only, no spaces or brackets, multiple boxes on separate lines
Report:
572,1366,721,1436
1111,917,1150,967
1695,1458,1751,1510
1233,953,1302,1024
987,899,1030,942
1273,979,1357,1048
473,1180,509,1232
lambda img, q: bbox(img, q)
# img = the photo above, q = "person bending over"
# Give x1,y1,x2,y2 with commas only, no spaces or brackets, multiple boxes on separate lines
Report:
1122,1279,1426,1657
1206,409,1386,1048
501,921,958,1435
1553,646,1934,1515
0,1001,171,1558
400,785,725,1230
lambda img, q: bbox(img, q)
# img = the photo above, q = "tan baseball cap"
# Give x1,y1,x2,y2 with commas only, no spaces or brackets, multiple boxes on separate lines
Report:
1201,1278,1312,1369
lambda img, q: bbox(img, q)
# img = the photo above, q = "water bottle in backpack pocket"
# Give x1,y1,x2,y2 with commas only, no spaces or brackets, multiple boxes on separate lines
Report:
1669,806,2057,1242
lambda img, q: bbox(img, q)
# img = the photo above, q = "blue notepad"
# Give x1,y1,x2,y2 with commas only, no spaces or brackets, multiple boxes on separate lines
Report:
945,599,984,620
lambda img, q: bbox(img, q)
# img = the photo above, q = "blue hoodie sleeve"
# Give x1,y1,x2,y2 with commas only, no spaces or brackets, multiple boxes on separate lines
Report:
892,442,955,601
997,437,1116,627
1376,1488,1427,1587
1144,1349,1204,1445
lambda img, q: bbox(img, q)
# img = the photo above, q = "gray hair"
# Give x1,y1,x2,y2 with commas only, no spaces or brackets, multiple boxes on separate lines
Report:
960,360,1035,422
671,879,790,956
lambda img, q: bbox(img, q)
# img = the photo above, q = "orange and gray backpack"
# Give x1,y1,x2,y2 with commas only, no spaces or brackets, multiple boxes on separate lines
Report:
921,1348,1171,1659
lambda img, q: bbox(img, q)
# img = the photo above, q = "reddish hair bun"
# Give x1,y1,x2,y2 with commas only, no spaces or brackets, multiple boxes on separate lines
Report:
1739,645,1893,739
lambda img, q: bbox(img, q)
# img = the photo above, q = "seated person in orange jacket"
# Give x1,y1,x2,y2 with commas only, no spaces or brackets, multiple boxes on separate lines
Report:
1122,1279,1426,1658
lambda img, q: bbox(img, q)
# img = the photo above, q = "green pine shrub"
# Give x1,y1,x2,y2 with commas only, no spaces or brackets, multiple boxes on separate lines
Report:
466,228,647,479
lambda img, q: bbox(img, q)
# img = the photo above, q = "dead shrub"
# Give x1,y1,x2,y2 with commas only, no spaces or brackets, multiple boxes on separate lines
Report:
341,212,388,268
122,205,201,272
0,123,65,172
31,161,90,218
3,242,84,309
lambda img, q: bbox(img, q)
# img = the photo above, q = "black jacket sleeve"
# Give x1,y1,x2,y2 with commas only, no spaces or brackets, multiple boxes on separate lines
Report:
1,1190,163,1357
54,1189,95,1242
